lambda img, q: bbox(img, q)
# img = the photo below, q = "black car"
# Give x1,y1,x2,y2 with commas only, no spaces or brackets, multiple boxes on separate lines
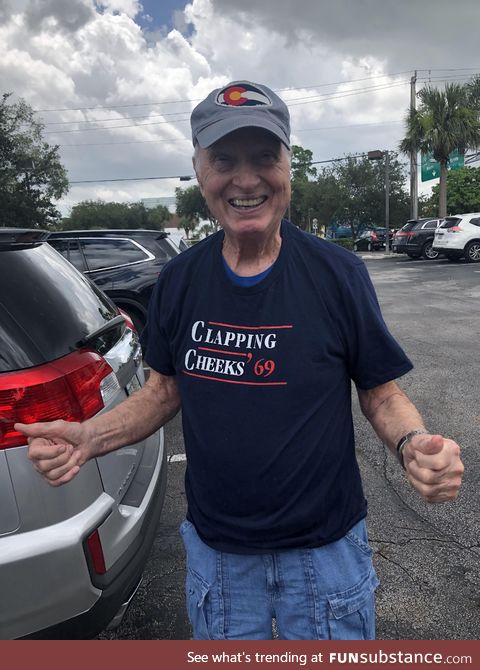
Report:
0,228,166,639
48,229,179,333
392,218,443,260
353,228,392,252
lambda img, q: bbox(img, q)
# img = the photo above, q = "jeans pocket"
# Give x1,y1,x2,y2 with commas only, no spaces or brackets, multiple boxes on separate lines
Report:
326,567,379,640
345,519,373,557
186,567,213,640
180,519,223,639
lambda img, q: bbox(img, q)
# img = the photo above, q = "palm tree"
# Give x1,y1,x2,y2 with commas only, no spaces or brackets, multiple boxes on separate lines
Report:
400,83,480,217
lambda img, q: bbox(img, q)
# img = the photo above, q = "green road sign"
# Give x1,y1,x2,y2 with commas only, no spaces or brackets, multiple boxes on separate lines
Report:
421,149,464,182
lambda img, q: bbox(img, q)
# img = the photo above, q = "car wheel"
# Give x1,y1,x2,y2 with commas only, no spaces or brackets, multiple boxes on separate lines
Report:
465,240,480,263
422,240,440,260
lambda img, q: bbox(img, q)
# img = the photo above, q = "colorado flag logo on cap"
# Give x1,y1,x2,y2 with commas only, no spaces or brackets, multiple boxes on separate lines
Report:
216,82,272,107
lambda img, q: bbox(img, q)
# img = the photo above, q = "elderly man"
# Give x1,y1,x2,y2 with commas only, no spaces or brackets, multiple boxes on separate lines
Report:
16,80,464,640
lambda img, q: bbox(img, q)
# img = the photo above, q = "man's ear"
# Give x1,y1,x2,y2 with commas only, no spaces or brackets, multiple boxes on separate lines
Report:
192,156,201,191
193,158,205,197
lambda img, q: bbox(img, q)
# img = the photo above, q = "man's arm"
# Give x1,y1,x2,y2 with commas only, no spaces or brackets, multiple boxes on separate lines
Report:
357,380,464,503
15,370,181,487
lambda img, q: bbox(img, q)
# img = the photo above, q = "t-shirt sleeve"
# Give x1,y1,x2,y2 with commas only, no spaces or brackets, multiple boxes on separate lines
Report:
336,261,413,390
139,271,176,376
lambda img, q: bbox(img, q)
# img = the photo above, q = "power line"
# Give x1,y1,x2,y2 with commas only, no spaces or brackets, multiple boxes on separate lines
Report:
44,81,410,135
70,174,197,184
58,119,404,148
33,71,416,114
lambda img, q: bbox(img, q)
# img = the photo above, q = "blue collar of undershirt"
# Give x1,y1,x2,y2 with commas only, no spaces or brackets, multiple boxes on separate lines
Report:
222,256,274,287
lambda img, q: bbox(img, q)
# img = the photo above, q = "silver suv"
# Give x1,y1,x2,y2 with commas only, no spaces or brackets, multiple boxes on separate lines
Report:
0,229,166,639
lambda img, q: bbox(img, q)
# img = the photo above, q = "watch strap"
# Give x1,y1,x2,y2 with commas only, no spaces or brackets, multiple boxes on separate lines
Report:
396,429,429,469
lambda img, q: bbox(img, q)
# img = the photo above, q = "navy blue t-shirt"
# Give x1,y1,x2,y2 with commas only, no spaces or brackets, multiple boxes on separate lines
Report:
141,221,413,553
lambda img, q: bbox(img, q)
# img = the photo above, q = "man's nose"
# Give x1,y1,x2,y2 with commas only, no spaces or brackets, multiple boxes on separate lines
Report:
231,160,261,189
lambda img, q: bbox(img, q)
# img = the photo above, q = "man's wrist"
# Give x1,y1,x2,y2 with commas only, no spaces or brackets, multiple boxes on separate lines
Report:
396,429,429,469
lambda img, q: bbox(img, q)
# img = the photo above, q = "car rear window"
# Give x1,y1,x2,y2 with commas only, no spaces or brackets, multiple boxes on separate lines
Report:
0,242,118,371
440,217,462,228
400,221,417,232
79,238,150,271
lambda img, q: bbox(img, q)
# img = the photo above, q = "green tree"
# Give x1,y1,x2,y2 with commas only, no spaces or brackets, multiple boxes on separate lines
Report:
145,204,170,229
466,74,480,110
175,184,216,227
61,200,169,230
291,145,317,182
0,93,68,227
400,83,480,218
326,153,409,237
180,217,197,239
289,145,319,229
427,166,480,214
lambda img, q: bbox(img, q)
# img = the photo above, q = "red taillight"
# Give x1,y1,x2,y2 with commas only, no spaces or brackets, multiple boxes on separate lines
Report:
86,529,106,575
118,308,137,333
448,226,462,233
0,350,112,450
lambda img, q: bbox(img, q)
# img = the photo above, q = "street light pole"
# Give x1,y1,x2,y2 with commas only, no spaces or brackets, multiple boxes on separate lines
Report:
367,149,391,256
384,150,390,255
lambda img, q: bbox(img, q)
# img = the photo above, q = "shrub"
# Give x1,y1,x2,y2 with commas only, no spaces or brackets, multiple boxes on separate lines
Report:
326,237,354,251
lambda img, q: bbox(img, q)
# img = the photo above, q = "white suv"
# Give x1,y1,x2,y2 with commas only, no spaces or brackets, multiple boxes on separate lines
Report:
433,212,480,262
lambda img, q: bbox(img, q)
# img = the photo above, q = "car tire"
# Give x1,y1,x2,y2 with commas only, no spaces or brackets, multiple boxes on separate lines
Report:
422,240,440,260
464,240,480,263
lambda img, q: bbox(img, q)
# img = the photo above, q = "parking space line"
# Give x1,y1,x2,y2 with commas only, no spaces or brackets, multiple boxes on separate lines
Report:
169,453,187,463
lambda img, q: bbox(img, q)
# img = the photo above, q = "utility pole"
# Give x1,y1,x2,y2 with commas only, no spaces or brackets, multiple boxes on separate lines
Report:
410,70,418,219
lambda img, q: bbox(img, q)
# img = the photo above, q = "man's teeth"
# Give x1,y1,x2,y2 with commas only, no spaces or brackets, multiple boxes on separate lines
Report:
230,197,266,208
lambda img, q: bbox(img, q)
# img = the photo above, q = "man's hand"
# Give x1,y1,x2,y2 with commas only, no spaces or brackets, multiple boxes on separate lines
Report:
14,420,94,487
403,433,464,503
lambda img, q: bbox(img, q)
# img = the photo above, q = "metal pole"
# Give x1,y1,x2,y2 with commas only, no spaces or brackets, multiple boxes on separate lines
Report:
385,150,390,255
410,70,418,219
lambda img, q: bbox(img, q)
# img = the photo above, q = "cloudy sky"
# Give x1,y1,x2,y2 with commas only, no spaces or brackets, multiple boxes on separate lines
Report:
1,0,479,214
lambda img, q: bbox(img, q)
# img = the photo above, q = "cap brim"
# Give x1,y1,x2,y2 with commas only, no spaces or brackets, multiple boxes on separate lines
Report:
195,115,290,150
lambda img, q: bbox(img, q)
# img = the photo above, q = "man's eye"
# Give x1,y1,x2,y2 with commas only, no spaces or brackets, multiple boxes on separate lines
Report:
259,152,277,164
212,156,233,169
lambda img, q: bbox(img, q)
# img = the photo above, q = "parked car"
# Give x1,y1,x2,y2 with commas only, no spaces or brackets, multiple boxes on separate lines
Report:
48,229,180,333
0,228,166,639
392,218,443,260
433,212,480,262
353,230,385,251
353,228,392,252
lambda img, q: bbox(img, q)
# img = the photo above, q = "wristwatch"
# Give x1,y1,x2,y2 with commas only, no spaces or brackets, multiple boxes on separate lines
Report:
396,429,429,469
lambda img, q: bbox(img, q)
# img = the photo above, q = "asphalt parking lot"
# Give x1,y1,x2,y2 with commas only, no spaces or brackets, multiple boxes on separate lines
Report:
99,252,480,640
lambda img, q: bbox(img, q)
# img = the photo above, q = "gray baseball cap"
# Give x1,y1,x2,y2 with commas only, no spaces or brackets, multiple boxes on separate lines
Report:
191,80,290,149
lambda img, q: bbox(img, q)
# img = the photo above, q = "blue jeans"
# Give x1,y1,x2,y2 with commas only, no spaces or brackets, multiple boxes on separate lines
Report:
180,518,379,640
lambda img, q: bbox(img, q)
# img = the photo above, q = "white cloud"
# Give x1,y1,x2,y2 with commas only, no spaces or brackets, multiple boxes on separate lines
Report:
98,0,143,19
1,0,478,215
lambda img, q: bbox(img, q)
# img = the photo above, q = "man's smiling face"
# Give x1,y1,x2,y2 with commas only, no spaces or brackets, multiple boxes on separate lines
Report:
194,127,291,241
